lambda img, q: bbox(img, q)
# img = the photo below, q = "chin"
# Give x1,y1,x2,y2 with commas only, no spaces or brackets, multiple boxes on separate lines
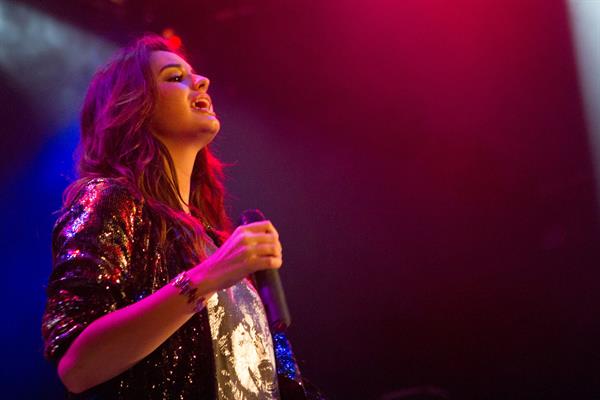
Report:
208,118,220,134
193,121,220,145
198,117,220,134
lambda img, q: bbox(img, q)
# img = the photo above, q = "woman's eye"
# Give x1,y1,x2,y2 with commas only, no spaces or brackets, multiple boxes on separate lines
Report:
168,75,183,82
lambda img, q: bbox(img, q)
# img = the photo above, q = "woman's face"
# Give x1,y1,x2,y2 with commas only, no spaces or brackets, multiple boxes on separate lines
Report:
149,50,220,149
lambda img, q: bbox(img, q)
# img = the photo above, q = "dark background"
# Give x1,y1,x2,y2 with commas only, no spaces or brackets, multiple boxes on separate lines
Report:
1,0,599,398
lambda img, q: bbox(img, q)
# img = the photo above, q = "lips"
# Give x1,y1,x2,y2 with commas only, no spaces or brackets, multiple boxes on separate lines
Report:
191,95,213,113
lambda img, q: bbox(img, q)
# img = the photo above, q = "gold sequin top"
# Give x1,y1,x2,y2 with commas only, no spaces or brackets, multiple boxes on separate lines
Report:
41,177,223,398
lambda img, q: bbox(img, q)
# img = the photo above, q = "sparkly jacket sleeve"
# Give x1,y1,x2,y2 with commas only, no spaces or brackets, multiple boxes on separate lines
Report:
42,178,142,364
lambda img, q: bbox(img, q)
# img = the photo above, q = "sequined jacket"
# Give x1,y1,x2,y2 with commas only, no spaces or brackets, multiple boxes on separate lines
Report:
41,178,312,399
42,178,223,398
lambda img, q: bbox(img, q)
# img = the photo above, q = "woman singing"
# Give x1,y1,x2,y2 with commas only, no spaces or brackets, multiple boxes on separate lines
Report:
41,34,310,399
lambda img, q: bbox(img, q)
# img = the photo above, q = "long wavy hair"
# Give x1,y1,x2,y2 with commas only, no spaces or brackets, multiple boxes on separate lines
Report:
63,34,232,256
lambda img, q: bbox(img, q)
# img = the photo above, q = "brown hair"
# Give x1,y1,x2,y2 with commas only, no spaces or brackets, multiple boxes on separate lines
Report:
64,33,232,256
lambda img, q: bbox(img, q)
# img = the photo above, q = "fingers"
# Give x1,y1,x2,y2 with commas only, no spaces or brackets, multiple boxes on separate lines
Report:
239,220,279,238
249,250,282,270
239,232,280,247
252,243,282,257
243,242,282,271
199,220,283,291
242,237,282,271
257,256,282,270
228,220,283,271
235,221,281,250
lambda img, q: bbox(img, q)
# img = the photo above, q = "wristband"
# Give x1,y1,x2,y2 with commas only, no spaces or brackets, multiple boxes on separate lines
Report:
171,271,206,312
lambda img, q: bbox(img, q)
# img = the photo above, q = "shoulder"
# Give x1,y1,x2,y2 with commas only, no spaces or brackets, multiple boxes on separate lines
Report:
71,177,142,209
63,177,144,219
54,177,145,239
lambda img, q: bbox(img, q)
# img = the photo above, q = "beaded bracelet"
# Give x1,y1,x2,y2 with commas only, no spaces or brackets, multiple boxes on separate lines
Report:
171,271,206,313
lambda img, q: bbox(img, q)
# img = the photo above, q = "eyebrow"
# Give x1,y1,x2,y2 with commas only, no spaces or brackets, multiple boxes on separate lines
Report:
159,63,196,74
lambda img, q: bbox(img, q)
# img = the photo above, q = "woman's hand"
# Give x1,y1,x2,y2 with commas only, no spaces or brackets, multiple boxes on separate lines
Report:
190,220,283,293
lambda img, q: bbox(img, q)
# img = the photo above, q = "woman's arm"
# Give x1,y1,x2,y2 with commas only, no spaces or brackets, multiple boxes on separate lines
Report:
57,274,203,393
57,220,282,394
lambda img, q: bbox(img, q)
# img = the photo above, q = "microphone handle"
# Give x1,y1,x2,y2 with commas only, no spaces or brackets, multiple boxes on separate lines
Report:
239,209,292,332
254,269,291,332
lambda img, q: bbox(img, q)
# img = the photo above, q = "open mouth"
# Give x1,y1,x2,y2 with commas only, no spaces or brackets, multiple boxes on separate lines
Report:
192,99,210,110
192,97,214,114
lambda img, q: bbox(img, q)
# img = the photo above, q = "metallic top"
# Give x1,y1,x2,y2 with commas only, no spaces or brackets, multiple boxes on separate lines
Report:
41,178,294,399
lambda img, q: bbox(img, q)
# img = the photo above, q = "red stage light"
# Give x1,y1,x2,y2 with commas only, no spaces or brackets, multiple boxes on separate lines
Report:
162,28,182,50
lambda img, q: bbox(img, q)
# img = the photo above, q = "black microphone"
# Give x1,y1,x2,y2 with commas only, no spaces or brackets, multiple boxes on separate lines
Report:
238,209,291,332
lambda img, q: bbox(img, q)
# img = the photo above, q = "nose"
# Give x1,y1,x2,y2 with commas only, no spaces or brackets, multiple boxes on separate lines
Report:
192,74,210,92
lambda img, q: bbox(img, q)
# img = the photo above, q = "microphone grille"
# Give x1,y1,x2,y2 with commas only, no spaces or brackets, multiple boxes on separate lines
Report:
238,209,266,226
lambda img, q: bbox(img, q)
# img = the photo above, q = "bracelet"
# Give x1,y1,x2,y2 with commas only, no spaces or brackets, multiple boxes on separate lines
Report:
171,271,206,313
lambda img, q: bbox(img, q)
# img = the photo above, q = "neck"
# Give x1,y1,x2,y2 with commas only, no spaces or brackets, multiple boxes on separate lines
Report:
161,141,201,214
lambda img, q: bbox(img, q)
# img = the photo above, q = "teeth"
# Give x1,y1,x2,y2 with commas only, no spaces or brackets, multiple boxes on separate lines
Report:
193,99,210,109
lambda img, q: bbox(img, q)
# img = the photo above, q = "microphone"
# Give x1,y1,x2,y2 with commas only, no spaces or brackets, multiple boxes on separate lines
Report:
238,209,291,332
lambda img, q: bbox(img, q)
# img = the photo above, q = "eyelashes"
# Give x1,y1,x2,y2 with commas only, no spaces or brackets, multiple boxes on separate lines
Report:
167,74,184,82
